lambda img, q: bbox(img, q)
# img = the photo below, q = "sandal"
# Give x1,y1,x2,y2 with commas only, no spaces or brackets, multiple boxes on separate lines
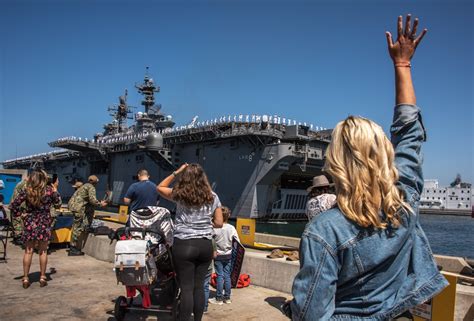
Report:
22,277,31,289
39,276,48,287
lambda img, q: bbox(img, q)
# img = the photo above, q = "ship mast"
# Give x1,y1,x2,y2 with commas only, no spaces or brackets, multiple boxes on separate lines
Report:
134,67,174,132
107,89,133,133
135,66,160,114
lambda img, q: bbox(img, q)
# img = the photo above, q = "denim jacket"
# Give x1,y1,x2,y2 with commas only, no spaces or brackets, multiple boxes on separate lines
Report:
290,104,448,320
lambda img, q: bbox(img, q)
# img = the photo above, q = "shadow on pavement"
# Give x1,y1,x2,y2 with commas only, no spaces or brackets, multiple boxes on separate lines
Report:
265,296,287,312
13,266,57,282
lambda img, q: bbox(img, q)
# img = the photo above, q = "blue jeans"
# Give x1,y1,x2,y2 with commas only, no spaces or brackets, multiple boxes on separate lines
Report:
214,259,232,300
203,263,212,310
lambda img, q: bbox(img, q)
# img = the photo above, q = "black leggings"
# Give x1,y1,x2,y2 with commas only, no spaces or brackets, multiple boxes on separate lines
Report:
172,237,213,321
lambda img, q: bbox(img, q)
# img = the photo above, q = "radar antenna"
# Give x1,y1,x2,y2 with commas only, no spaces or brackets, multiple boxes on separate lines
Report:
135,66,161,114
107,89,134,132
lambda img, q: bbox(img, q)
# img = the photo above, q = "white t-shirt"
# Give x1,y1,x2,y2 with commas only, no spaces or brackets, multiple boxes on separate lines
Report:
214,223,240,256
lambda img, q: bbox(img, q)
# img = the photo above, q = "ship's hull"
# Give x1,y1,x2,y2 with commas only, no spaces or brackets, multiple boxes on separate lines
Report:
3,134,327,220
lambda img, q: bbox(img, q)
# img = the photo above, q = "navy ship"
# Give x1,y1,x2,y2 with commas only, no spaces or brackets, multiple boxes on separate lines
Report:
2,69,331,220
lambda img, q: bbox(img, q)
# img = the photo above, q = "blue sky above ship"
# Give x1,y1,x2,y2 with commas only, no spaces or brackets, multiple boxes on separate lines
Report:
0,0,472,186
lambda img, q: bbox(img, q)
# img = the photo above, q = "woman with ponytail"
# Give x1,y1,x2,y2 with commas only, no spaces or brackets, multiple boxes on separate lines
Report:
10,169,61,288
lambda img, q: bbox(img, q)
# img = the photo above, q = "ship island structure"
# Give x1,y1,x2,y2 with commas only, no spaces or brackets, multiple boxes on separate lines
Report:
2,70,332,220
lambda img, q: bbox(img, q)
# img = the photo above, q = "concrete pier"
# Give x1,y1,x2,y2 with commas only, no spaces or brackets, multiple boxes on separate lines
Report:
2,209,471,320
0,242,290,321
79,229,474,320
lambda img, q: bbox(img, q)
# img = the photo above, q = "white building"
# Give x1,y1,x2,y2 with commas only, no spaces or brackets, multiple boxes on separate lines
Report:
420,179,472,210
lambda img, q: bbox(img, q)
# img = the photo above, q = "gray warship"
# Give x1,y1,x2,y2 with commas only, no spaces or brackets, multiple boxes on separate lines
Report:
2,69,331,220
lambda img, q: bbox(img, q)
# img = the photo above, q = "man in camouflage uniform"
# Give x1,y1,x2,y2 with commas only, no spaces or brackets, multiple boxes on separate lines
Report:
10,179,27,245
68,175,107,256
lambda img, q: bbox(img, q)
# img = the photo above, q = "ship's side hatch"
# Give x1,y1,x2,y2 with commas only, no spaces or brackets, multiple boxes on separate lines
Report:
269,174,314,220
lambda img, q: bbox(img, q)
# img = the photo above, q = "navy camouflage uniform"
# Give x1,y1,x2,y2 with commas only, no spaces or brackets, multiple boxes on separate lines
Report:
68,183,101,250
10,180,27,239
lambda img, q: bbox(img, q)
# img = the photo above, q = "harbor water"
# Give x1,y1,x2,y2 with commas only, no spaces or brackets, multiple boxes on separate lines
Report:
255,214,474,259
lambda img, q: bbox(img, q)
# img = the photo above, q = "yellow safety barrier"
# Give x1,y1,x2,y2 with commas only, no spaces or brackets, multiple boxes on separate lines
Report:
236,218,256,247
51,228,72,243
236,218,298,251
411,272,457,321
118,205,129,224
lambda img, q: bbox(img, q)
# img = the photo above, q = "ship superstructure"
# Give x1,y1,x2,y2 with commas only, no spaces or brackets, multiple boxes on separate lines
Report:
2,69,331,220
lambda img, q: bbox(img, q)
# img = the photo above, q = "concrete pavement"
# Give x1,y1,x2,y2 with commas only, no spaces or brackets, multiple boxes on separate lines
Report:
0,241,291,321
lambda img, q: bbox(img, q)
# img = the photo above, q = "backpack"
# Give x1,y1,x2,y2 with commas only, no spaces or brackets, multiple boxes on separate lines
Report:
114,239,157,286
210,273,251,288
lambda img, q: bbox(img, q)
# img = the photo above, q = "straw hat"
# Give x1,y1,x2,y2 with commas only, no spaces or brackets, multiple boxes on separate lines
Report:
267,249,284,259
306,175,334,192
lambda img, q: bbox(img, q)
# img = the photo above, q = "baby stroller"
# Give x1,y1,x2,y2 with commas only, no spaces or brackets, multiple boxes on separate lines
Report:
109,207,179,321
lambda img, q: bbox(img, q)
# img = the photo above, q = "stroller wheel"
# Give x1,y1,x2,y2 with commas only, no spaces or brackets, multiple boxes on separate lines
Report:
114,296,128,321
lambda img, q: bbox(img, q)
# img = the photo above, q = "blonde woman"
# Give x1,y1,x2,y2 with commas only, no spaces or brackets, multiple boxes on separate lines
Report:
9,169,61,288
287,15,448,320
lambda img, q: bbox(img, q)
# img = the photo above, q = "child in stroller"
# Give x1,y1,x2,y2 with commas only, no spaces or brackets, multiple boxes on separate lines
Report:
110,206,179,321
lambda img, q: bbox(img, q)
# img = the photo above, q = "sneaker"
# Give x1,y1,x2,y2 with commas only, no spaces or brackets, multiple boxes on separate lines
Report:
208,298,223,305
223,299,232,304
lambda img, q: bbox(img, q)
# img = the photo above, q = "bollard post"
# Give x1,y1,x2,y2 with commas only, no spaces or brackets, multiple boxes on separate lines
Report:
118,205,129,224
411,272,457,321
236,218,255,247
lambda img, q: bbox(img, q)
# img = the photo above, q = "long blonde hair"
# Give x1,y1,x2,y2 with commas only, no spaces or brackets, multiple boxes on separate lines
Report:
324,116,411,229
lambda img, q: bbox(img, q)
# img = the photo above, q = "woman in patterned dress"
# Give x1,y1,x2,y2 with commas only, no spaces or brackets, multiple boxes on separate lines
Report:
9,169,61,288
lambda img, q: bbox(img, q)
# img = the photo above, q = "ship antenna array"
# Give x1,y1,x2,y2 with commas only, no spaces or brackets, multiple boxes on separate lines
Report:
135,67,160,114
107,89,135,132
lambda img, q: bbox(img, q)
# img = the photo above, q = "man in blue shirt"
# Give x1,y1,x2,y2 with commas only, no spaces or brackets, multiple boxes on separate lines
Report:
123,169,159,225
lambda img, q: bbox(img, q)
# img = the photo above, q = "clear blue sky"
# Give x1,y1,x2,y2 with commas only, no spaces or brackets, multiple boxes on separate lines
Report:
1,0,472,186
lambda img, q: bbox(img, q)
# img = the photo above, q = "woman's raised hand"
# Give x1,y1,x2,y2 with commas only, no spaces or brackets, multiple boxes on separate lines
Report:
175,163,189,175
386,14,427,64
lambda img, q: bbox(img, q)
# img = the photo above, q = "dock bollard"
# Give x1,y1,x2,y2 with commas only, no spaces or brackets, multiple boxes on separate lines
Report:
236,218,256,247
118,206,128,224
410,272,457,321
